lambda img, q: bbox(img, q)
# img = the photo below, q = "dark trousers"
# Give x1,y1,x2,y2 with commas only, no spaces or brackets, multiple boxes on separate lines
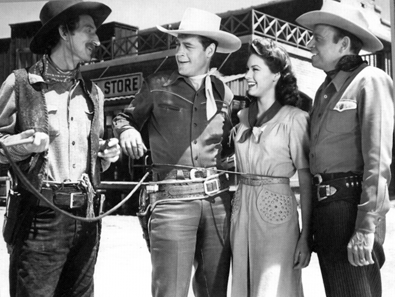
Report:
9,199,100,297
313,199,385,297
149,192,232,297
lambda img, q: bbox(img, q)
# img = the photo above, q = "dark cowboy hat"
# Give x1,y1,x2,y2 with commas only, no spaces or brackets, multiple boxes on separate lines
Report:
30,0,111,54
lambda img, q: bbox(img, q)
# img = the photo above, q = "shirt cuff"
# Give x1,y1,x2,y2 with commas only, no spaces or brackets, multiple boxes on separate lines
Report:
1,144,32,163
113,125,137,138
355,210,385,233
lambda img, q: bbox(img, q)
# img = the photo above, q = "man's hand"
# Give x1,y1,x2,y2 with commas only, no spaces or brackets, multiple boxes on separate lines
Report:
347,231,375,266
98,138,121,163
4,129,49,153
119,129,147,159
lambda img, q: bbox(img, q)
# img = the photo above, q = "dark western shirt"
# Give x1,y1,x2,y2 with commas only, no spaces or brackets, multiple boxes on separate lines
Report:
113,70,233,180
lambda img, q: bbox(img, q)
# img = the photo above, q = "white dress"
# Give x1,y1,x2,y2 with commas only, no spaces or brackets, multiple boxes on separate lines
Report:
231,105,310,297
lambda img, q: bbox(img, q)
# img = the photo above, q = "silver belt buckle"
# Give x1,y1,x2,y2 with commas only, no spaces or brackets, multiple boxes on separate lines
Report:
70,192,84,209
317,185,337,201
314,174,337,201
70,193,79,209
203,178,220,196
190,168,204,180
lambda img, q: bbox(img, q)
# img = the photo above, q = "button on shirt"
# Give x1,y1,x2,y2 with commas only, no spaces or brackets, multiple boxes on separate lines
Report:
41,57,94,182
0,56,93,182
113,71,232,179
310,64,394,233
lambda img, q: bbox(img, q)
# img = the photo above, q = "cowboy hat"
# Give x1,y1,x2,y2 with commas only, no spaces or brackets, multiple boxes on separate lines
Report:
30,0,111,54
295,1,383,52
156,7,241,54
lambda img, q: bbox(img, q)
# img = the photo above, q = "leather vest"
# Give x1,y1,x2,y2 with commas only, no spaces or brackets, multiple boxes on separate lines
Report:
13,66,101,190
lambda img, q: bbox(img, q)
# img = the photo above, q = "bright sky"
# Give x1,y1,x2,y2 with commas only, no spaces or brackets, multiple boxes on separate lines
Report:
0,0,272,39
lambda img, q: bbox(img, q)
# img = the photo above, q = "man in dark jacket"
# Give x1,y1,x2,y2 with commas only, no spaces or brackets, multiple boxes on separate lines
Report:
0,1,120,296
113,7,241,297
296,2,393,296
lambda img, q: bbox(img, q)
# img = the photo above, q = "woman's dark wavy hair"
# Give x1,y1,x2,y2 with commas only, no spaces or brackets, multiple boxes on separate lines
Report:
249,38,300,107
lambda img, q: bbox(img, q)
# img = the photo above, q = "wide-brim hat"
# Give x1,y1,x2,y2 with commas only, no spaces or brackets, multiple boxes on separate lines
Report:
156,7,241,54
30,0,111,54
295,1,383,52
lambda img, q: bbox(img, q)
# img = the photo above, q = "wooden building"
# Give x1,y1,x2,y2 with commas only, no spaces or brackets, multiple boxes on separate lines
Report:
0,0,393,210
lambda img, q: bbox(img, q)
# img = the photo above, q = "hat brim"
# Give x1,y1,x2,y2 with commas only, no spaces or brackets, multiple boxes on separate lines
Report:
296,11,383,52
30,2,111,54
156,25,241,54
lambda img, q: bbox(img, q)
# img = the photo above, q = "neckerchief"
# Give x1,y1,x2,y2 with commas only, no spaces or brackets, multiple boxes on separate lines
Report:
205,68,219,120
238,100,282,143
43,55,80,84
188,68,218,121
325,55,367,80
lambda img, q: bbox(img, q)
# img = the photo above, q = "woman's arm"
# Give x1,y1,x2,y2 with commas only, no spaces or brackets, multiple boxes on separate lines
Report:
293,168,312,269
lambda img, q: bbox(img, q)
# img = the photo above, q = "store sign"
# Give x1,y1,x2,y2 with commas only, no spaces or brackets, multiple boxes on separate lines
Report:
93,73,143,98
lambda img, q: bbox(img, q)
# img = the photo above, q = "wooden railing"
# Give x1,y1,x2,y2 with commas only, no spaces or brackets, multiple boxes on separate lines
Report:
252,10,312,49
92,9,315,61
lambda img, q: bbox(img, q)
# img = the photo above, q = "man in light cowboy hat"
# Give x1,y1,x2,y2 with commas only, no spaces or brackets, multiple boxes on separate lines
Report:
113,7,241,297
0,0,120,296
296,1,393,296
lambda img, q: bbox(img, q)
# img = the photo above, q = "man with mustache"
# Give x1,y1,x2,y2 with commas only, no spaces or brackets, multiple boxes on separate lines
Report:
0,1,120,296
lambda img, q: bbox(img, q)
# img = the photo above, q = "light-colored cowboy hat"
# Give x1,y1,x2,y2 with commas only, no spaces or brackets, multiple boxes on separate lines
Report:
30,0,111,54
156,7,241,54
296,1,383,52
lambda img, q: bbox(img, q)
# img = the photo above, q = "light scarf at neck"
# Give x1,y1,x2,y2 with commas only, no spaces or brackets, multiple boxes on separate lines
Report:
189,68,218,120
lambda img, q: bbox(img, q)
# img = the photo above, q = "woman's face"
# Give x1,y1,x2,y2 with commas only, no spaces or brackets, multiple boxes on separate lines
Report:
245,53,278,99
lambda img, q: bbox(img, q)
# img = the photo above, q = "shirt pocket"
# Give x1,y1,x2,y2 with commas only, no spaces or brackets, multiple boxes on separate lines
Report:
155,103,185,124
325,99,358,133
157,103,181,112
47,104,60,137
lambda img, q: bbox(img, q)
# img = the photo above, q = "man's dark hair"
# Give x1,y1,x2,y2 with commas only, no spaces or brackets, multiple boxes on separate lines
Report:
197,35,218,51
177,33,218,51
332,26,363,54
44,15,81,54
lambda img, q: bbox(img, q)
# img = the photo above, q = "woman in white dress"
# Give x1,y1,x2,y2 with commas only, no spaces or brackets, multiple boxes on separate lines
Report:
231,38,312,297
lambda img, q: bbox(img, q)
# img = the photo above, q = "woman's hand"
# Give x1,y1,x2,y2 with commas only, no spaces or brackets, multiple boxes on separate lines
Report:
293,235,311,269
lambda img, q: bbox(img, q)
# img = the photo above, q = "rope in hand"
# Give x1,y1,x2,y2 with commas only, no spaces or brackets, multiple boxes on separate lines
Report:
0,140,149,222
0,137,288,222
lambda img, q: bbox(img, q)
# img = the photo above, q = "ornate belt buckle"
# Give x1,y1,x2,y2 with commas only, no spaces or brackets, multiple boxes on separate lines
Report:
317,185,337,201
190,168,205,180
203,178,220,196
